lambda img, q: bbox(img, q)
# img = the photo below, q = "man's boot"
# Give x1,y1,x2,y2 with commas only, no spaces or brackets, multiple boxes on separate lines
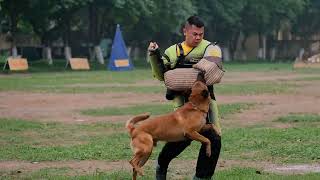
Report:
156,164,167,180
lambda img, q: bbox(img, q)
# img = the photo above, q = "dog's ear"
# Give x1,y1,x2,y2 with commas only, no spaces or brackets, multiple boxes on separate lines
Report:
201,89,209,98
196,72,205,83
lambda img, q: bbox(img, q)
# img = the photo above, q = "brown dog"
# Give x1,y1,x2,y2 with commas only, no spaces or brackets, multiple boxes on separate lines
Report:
126,79,220,180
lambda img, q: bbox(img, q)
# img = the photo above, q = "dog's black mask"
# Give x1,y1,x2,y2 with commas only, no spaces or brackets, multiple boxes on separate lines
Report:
201,89,209,98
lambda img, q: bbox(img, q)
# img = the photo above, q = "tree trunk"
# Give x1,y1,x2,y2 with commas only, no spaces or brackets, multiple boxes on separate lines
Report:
258,33,267,59
299,48,305,59
270,47,276,61
229,31,241,60
88,2,102,63
263,35,266,59
267,31,277,61
11,46,18,57
94,45,104,64
89,47,95,61
132,47,141,61
240,34,248,61
64,46,72,61
45,47,53,65
127,46,132,59
222,47,231,62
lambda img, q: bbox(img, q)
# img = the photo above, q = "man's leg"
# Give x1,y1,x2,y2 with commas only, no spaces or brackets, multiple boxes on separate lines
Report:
156,140,192,179
194,128,221,179
194,98,222,179
156,95,188,180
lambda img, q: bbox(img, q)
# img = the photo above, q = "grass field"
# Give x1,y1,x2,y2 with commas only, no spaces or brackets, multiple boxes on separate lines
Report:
0,60,320,179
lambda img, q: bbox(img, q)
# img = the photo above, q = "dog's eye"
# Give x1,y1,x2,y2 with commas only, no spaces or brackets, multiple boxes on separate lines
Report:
201,90,209,98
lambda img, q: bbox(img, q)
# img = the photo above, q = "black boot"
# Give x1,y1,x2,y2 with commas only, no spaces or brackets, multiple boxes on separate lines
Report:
156,164,167,180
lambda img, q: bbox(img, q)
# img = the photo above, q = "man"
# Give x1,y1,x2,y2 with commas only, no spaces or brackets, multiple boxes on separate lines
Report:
147,15,222,180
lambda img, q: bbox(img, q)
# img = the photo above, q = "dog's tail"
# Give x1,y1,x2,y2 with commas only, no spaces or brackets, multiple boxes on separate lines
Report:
126,113,150,135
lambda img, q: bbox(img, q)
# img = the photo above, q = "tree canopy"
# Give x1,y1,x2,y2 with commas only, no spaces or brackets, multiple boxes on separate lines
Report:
0,0,317,60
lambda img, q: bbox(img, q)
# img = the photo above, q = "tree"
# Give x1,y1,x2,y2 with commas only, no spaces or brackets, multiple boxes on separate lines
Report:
291,0,320,58
52,0,90,61
0,0,30,57
23,0,58,64
266,0,307,60
195,0,246,61
123,0,196,59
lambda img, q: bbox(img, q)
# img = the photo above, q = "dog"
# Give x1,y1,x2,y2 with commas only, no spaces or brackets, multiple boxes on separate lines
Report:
126,76,221,180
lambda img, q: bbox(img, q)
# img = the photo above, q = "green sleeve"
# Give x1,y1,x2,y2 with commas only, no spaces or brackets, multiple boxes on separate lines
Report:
147,45,177,81
210,100,221,133
147,54,165,81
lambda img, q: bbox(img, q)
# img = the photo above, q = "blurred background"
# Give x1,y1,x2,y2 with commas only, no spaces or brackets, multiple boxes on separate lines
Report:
0,0,319,64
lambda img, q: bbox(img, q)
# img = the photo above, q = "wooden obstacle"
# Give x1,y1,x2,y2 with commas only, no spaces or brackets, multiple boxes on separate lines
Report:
3,57,28,71
66,58,90,70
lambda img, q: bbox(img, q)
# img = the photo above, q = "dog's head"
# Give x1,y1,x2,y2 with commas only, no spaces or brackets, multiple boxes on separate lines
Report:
188,74,210,112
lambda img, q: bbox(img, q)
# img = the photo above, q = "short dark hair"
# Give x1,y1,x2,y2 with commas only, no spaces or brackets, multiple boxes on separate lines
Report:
186,15,204,28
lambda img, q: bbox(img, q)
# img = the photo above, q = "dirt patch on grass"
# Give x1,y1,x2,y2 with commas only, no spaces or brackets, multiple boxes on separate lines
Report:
0,92,165,123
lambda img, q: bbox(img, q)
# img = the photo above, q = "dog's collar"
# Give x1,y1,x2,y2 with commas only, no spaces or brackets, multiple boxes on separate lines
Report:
190,102,208,113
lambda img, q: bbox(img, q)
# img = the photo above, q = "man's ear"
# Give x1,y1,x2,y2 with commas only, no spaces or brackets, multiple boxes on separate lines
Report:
183,27,187,36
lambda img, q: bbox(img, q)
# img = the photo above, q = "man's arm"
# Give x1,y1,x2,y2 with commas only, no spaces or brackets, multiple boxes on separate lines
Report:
147,42,172,81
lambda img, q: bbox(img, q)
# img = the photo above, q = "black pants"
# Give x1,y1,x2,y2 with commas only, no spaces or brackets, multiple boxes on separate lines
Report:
157,128,221,178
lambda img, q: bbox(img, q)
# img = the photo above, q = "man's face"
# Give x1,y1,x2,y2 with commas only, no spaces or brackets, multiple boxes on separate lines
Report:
184,25,204,47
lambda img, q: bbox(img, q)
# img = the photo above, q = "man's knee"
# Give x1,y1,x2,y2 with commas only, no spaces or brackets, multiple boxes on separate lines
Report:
201,128,221,150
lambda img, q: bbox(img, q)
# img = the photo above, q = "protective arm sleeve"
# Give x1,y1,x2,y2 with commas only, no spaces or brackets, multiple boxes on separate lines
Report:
147,48,172,81
148,54,165,81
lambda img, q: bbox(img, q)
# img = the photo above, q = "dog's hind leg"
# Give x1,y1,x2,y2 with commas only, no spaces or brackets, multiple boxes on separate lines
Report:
130,134,153,176
132,168,137,180
138,143,153,170
130,153,144,176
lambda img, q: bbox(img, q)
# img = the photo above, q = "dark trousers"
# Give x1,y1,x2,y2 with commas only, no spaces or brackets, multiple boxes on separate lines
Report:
157,128,221,178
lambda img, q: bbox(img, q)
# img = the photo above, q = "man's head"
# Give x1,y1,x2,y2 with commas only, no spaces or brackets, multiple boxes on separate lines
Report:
183,16,205,47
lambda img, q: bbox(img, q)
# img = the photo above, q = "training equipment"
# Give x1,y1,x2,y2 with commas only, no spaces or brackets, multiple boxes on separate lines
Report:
164,59,224,91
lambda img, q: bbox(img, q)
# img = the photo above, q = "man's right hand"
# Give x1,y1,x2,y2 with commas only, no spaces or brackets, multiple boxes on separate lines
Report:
148,42,159,55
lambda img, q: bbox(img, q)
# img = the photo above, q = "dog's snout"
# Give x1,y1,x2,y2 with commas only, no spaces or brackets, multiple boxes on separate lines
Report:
201,90,209,98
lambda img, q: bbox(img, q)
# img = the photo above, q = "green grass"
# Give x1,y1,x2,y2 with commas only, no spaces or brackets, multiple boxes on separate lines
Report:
1,62,319,179
82,103,173,116
1,113,319,163
1,61,317,97
0,69,155,92
219,103,255,118
276,113,320,123
215,167,320,180
1,167,319,180
215,82,297,95
224,62,294,72
0,62,312,94
81,102,254,117
0,118,128,161
224,62,320,74
222,125,320,163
